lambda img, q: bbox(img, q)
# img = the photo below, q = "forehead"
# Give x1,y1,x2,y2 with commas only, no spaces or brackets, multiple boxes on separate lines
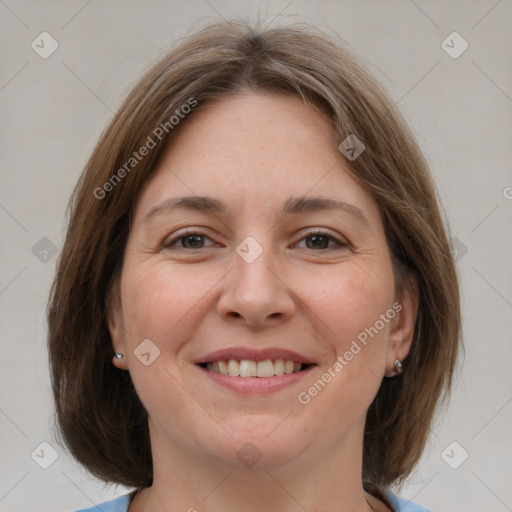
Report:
133,92,381,225
163,91,336,167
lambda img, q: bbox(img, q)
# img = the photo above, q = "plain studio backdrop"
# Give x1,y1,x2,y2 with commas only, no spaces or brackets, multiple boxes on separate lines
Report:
0,1,511,511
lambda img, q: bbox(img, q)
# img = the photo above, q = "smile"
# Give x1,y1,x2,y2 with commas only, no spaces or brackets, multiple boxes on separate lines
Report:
200,359,312,377
194,347,317,393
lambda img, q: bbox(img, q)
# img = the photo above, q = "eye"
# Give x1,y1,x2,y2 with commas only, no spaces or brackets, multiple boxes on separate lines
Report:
295,229,348,250
162,228,348,251
163,229,216,249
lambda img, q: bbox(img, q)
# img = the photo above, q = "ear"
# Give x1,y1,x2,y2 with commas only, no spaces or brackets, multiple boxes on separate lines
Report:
385,272,419,377
107,279,128,370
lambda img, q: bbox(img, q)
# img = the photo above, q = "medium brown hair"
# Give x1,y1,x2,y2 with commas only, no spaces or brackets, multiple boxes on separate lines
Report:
47,19,461,491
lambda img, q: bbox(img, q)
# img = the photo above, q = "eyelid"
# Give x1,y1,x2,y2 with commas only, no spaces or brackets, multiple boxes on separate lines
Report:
293,228,350,249
162,227,218,248
162,227,350,250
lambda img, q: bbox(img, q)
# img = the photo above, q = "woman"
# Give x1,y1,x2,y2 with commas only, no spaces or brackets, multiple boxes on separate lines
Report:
48,19,461,512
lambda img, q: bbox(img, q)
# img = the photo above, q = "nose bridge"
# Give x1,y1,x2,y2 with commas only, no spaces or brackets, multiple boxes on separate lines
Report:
233,234,282,299
217,234,295,325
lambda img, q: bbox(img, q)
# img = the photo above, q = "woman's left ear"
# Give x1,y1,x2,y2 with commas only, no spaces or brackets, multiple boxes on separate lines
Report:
386,272,419,377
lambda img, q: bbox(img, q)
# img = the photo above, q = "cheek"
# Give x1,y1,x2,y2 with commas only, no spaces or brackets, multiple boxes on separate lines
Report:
119,261,225,349
304,260,395,349
118,262,221,426
295,265,395,428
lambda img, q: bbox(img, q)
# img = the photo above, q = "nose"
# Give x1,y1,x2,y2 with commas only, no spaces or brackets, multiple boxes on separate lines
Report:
217,242,296,328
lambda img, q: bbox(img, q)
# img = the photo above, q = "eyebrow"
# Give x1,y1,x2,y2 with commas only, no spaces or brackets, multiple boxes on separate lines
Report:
282,196,370,227
142,195,370,228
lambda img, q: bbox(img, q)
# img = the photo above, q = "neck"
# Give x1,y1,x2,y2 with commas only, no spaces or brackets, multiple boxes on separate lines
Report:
130,416,388,512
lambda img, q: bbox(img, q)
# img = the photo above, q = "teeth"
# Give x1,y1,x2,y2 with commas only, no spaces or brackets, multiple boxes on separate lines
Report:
256,360,274,378
228,359,240,376
240,360,257,377
218,360,228,374
205,358,305,377
284,360,294,374
274,359,285,375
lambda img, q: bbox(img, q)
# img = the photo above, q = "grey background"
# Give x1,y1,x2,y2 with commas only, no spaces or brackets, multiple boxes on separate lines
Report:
1,1,511,511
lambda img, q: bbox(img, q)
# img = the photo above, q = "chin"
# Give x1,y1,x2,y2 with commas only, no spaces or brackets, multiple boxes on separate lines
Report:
203,415,310,470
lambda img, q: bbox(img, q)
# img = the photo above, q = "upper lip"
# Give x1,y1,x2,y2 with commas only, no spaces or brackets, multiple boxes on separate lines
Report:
194,347,316,365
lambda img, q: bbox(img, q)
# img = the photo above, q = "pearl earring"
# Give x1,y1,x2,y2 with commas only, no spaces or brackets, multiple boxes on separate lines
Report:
114,352,124,359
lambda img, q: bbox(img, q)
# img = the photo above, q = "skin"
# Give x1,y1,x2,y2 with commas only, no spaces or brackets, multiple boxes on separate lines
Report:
108,91,418,512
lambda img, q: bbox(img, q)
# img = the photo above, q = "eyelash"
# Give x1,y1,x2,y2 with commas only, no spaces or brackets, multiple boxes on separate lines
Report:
163,228,349,251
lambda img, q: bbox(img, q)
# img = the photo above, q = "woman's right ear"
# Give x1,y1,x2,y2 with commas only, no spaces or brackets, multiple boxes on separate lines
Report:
107,281,128,369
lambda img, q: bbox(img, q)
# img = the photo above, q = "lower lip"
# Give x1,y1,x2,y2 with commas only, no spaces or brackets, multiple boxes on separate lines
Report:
196,365,316,394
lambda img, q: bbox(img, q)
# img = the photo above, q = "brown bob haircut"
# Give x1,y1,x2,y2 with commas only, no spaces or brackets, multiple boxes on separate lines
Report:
48,19,461,492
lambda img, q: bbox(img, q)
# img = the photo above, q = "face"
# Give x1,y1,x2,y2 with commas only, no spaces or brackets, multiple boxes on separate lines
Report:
109,92,416,473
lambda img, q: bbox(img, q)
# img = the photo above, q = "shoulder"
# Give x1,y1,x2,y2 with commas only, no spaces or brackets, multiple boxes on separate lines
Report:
383,489,433,512
71,490,431,512
72,493,131,512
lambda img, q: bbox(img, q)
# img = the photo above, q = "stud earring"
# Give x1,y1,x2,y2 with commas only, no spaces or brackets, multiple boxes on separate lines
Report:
114,352,124,359
385,359,403,378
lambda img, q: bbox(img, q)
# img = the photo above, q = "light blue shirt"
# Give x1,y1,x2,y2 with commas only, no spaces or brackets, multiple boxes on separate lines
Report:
384,489,432,511
74,490,432,511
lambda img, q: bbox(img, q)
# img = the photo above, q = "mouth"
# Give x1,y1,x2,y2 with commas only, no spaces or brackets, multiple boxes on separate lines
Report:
197,359,315,377
194,347,317,393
